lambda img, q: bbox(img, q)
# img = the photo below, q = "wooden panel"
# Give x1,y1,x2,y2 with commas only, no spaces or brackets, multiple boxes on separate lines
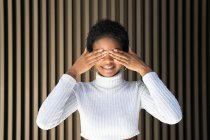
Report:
153,0,160,139
0,0,209,140
185,0,192,139
32,0,39,140
40,0,47,139
64,0,74,139
0,0,4,139
177,0,184,140
24,0,30,139
7,0,13,139
161,0,168,139
16,0,22,140
48,0,56,139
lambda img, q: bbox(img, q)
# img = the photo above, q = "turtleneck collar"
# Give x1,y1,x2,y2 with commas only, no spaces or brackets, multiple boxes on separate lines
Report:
94,71,124,88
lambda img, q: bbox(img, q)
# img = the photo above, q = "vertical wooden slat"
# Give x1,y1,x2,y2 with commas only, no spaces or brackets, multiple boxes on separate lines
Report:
90,0,98,80
0,0,4,139
48,0,56,139
40,0,47,139
185,0,192,139
119,0,125,25
110,0,116,20
24,0,30,139
57,0,65,139
161,0,169,139
119,0,128,79
153,0,160,73
32,0,39,140
91,0,98,25
178,0,184,140
82,0,90,82
193,0,200,140
65,0,73,139
169,0,176,140
16,0,21,140
7,0,13,139
145,0,152,139
73,0,82,139
128,0,135,81
201,0,208,139
136,0,144,66
99,0,107,18
153,0,160,139
136,0,145,139
208,1,210,138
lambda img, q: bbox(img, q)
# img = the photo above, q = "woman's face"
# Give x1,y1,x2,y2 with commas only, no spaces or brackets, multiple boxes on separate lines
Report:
92,37,123,77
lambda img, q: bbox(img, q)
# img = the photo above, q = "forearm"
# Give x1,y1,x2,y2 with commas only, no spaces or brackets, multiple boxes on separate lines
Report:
142,72,182,124
36,74,77,130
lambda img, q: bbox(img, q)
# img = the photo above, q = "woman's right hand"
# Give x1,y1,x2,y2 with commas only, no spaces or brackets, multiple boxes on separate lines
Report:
66,48,107,78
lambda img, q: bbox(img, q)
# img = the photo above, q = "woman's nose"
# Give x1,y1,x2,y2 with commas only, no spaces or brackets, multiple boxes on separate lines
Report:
103,53,114,62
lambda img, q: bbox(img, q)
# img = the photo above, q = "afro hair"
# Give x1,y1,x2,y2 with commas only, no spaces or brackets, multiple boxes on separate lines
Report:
86,19,129,52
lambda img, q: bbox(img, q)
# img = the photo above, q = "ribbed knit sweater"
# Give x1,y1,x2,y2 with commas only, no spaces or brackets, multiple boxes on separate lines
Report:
36,71,182,140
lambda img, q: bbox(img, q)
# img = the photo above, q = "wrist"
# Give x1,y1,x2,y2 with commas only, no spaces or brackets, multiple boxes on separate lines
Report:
66,67,79,79
137,66,152,77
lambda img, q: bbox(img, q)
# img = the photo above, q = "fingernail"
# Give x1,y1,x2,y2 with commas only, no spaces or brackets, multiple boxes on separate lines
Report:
98,49,103,52
113,49,118,52
102,51,108,54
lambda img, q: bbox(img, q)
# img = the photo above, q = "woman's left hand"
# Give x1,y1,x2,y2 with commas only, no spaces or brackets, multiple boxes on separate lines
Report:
108,48,152,76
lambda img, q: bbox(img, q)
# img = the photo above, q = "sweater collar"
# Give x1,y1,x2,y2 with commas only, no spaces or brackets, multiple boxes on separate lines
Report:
94,71,124,88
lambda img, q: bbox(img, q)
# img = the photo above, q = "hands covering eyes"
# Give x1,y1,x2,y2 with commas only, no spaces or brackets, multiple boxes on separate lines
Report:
108,48,152,76
67,47,152,78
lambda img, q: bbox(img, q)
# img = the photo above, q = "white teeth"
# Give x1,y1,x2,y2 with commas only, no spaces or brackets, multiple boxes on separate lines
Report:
102,65,114,69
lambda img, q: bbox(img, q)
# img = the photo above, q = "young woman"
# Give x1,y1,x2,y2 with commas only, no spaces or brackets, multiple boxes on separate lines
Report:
36,19,182,140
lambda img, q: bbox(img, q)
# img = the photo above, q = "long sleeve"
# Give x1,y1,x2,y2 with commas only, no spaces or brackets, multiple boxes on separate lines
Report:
139,72,182,124
36,74,78,130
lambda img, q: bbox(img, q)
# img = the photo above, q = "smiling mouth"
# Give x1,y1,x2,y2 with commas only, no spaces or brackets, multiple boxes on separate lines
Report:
101,65,115,71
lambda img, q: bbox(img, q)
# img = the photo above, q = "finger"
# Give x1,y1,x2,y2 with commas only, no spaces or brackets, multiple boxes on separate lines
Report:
88,53,107,66
87,50,108,62
86,49,104,57
113,49,132,58
109,53,129,65
82,48,88,55
113,57,128,66
87,51,108,63
109,51,129,61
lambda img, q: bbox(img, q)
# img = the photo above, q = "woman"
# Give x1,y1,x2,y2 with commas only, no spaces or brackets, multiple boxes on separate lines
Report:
36,19,182,140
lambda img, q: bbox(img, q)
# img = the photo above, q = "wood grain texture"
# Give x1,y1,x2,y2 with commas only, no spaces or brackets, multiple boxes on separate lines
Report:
0,0,209,140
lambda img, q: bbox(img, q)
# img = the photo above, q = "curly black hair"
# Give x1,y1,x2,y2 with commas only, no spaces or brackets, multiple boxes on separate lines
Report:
86,19,129,52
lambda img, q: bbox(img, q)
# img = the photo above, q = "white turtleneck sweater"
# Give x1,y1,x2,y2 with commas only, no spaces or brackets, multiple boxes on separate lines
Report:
36,71,182,140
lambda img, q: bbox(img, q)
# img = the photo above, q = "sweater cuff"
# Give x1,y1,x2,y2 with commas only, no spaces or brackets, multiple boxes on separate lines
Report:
142,71,167,96
142,71,159,83
59,74,77,89
61,74,76,83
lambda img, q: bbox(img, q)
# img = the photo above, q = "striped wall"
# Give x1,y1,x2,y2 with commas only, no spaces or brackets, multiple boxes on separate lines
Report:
0,0,209,140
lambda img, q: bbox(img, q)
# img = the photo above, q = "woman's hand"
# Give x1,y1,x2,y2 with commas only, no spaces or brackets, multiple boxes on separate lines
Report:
67,48,108,78
109,48,152,76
